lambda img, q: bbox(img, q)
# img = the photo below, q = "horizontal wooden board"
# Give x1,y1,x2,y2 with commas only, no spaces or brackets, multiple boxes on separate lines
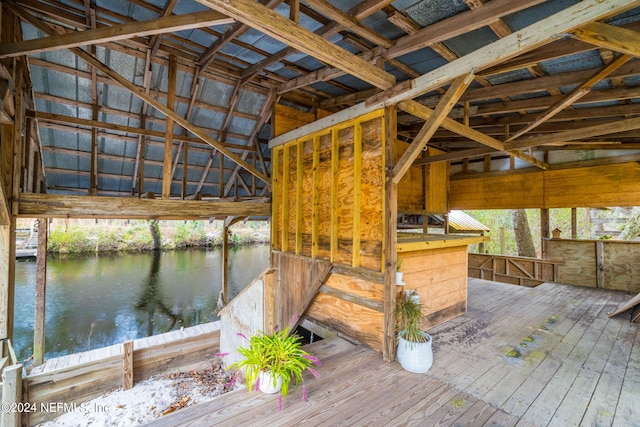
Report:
451,162,640,210
450,172,544,210
307,293,384,352
325,273,384,302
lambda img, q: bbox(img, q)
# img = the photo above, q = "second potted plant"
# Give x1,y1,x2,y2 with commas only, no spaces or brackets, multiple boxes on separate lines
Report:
396,290,433,373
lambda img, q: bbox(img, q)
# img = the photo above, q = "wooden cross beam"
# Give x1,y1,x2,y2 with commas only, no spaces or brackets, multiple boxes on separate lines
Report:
390,72,474,184
0,10,234,59
194,0,396,90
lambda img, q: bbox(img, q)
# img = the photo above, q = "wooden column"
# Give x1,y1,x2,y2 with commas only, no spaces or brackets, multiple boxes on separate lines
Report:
122,340,134,390
383,107,397,362
571,208,577,239
181,142,189,199
541,208,550,258
33,218,48,366
221,220,230,305
162,54,177,199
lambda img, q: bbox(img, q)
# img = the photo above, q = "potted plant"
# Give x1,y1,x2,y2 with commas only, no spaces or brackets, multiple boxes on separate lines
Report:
396,290,433,373
227,322,321,408
396,258,405,285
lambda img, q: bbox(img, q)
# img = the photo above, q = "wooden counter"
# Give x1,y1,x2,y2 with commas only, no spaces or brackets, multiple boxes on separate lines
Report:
396,233,487,329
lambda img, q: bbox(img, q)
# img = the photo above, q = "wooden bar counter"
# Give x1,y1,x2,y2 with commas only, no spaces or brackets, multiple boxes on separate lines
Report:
397,233,487,328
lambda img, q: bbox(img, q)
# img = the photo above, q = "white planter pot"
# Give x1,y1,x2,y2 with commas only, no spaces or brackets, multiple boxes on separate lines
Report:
258,371,283,394
396,271,405,285
397,332,433,373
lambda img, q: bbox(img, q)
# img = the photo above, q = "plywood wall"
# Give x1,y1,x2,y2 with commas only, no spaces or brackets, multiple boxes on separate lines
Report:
272,104,332,137
306,273,384,352
544,239,640,292
450,162,640,210
271,110,385,272
397,145,449,214
398,245,468,328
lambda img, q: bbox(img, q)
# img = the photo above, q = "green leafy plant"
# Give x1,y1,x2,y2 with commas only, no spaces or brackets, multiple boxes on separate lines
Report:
226,318,321,406
396,291,429,343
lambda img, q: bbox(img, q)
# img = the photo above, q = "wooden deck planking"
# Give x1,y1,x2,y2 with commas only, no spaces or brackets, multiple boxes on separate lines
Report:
518,291,620,425
580,318,636,426
497,285,605,417
145,280,639,427
612,322,640,427
547,297,626,427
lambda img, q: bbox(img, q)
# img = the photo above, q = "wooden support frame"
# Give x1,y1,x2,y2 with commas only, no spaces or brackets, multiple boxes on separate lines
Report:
383,106,398,362
295,141,303,254
391,72,474,183
352,122,362,267
1,363,23,427
33,218,48,366
162,54,177,199
311,136,320,258
330,128,339,263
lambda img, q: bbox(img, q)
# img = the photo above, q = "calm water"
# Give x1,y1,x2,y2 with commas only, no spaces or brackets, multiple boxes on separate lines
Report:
13,245,270,362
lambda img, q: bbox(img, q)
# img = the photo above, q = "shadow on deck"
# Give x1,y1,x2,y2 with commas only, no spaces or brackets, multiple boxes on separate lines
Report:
146,278,639,426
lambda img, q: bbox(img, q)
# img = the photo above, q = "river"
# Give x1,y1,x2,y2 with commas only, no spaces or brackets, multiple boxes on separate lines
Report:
13,245,270,363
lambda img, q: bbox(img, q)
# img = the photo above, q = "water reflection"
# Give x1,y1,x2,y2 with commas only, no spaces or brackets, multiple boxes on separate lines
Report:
136,251,180,336
13,245,270,362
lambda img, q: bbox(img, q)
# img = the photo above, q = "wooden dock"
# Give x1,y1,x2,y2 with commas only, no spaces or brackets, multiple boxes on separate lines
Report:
146,279,639,426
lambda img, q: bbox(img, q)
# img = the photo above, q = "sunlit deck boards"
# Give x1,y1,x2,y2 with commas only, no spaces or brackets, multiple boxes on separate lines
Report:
147,279,639,426
29,321,220,376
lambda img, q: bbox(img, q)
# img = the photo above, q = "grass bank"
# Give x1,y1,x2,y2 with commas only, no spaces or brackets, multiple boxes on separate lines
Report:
32,219,270,254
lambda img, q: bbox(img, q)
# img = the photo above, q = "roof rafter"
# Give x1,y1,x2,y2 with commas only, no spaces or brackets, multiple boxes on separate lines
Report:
194,0,395,90
0,9,234,58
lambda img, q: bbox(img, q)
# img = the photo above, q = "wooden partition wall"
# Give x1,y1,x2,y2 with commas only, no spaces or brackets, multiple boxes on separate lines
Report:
271,109,386,271
270,109,389,351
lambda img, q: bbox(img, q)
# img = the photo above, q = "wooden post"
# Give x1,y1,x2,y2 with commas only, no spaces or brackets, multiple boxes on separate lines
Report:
221,221,230,305
383,107,397,362
541,208,549,258
33,218,48,366
499,226,506,255
571,208,577,239
0,220,16,340
596,241,605,288
162,54,177,199
1,363,23,427
123,340,133,390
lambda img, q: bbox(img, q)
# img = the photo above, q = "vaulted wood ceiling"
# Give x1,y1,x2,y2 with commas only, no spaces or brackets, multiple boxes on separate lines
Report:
2,0,640,198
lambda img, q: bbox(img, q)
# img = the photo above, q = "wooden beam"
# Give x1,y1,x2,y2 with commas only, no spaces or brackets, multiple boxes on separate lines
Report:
366,0,640,106
387,0,546,59
9,3,269,184
302,0,393,48
330,128,339,263
311,136,319,259
506,116,640,150
162,55,177,199
505,54,633,141
397,100,549,170
16,193,271,219
281,145,289,253
391,72,474,184
383,106,397,362
572,21,640,57
33,218,48,367
0,10,234,58
295,142,303,254
194,0,395,90
352,122,362,267
272,0,640,148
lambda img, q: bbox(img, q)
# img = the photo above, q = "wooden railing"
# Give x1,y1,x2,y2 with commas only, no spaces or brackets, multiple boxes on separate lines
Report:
468,253,561,287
